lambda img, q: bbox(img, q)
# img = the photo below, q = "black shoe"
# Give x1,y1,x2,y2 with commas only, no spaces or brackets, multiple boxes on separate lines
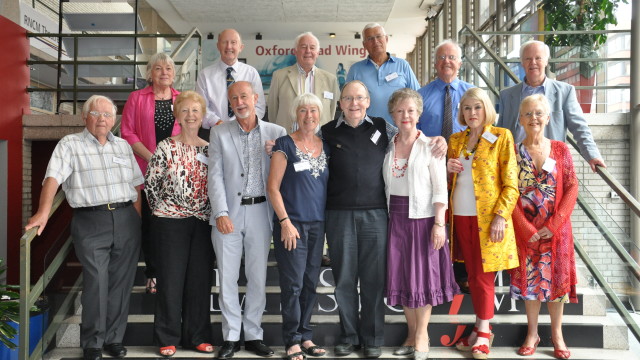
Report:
245,340,274,357
363,345,381,358
218,341,240,359
103,343,127,358
334,343,356,356
83,348,103,360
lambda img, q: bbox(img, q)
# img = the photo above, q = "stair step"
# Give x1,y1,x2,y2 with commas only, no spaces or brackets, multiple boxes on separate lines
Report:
43,345,639,360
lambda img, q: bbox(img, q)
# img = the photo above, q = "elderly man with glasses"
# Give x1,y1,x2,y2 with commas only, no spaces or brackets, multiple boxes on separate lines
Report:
26,95,143,360
346,23,420,125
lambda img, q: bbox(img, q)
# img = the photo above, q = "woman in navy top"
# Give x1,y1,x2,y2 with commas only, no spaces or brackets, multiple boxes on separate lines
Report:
267,93,330,360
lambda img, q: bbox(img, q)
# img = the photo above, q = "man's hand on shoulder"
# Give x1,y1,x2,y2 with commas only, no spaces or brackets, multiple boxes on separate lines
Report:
429,136,447,158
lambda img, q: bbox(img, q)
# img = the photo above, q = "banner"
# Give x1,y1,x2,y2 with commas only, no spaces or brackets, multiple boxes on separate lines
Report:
202,39,369,95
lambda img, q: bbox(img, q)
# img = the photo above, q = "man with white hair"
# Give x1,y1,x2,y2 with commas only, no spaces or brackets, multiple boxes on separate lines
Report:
497,40,605,172
346,23,420,125
268,31,339,132
417,39,475,142
26,95,143,360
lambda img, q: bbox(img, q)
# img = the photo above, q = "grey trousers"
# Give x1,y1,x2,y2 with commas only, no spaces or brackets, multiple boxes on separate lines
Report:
72,205,140,349
325,209,387,346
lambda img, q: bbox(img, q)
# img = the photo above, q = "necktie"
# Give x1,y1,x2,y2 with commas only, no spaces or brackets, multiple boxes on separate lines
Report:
442,84,453,141
226,67,235,118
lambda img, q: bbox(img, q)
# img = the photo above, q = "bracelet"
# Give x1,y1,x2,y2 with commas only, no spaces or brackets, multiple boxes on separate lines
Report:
279,217,289,223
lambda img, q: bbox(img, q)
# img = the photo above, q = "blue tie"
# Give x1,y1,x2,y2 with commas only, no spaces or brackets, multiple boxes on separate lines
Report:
226,67,235,118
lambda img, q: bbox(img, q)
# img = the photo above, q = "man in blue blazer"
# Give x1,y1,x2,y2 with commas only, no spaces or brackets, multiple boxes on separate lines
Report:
209,81,286,359
497,40,606,172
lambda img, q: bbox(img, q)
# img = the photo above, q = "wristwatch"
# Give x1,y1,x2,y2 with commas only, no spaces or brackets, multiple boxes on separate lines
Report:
434,221,445,227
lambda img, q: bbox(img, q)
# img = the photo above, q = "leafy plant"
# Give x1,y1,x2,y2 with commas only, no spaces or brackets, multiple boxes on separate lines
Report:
542,0,628,77
0,259,20,349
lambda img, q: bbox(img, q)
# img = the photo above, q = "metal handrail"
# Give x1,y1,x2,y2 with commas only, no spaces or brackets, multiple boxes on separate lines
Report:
458,25,520,83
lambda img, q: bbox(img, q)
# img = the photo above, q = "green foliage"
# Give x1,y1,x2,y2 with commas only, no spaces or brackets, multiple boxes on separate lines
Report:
0,259,19,349
542,0,627,77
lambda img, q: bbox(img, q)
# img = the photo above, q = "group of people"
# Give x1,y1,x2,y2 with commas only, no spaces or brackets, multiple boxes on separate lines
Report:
24,22,604,360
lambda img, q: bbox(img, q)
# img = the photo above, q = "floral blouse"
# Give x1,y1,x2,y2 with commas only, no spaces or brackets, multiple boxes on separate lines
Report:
145,138,210,221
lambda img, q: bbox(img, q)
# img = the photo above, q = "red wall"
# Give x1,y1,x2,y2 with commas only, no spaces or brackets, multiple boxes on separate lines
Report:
0,15,31,283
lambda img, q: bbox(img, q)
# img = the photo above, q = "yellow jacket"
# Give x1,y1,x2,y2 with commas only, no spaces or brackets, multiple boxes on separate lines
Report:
447,125,519,272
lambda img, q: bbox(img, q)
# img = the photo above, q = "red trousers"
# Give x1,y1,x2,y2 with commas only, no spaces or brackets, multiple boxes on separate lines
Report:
454,215,495,320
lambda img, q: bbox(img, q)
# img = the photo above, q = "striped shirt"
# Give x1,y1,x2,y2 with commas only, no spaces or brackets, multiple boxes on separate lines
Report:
44,128,144,208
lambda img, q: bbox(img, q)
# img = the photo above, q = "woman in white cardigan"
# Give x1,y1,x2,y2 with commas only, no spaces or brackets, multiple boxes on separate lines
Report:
383,88,460,360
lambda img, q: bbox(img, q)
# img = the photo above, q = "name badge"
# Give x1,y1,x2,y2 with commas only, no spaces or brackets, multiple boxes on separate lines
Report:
385,72,399,82
323,91,334,100
370,130,381,144
542,157,556,173
482,131,498,144
294,160,311,172
196,153,208,164
113,156,128,165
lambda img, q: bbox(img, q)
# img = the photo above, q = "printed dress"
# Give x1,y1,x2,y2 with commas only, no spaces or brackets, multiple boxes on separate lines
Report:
509,141,579,303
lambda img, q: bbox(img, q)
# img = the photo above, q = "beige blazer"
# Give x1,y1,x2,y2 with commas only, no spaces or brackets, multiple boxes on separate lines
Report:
267,64,339,133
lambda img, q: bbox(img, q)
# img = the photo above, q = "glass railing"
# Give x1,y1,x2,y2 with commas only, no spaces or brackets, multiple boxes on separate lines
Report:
458,26,631,113
27,29,203,113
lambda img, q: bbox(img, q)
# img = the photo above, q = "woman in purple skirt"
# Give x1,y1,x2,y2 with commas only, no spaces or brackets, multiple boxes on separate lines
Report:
383,88,460,360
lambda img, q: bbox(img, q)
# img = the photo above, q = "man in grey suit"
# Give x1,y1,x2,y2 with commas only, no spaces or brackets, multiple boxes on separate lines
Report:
497,40,606,172
209,81,286,359
268,32,339,132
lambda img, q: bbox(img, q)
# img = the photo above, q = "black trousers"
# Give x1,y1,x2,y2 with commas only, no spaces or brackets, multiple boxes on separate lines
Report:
152,216,214,348
141,191,156,278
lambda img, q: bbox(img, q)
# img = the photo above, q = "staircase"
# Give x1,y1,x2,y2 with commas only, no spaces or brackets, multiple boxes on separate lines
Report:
39,251,638,360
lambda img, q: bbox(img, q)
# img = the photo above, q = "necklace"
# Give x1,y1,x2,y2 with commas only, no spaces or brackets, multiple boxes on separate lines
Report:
392,131,419,178
302,143,315,157
462,130,481,160
155,91,170,100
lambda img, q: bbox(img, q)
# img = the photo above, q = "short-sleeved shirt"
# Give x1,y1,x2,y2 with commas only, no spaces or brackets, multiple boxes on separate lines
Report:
44,128,143,208
346,54,420,124
273,135,329,222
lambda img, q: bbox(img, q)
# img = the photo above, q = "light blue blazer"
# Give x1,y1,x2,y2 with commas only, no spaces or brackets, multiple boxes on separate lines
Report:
208,118,286,228
497,78,601,161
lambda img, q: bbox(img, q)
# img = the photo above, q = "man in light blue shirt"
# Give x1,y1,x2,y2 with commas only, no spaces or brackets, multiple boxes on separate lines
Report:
346,23,420,124
417,40,475,140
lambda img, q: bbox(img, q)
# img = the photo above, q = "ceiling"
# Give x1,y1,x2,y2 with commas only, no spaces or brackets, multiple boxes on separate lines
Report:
146,0,441,58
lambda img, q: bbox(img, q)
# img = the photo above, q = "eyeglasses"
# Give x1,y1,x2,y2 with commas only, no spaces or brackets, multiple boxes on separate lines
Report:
364,34,385,42
340,96,368,103
88,111,113,118
437,55,458,61
521,111,547,119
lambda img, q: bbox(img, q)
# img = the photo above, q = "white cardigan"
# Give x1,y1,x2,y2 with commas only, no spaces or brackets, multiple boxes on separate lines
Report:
383,133,448,219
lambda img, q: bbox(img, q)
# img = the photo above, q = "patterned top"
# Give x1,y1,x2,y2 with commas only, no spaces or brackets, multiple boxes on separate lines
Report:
44,129,143,208
510,140,579,303
239,122,265,197
273,135,329,222
145,138,210,221
154,99,174,144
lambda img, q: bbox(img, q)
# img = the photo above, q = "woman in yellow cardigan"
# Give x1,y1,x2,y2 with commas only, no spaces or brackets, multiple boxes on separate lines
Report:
447,88,519,360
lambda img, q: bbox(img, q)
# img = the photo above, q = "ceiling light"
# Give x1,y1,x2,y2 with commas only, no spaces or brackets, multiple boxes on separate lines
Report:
207,32,214,40
354,32,361,39
329,33,336,38
256,33,262,40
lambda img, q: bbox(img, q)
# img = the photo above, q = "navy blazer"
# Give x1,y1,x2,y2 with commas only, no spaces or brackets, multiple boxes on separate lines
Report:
497,78,601,161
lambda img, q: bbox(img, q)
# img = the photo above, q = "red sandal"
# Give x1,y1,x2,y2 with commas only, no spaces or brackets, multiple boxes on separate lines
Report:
455,326,477,351
471,331,492,359
552,339,571,359
159,345,176,358
517,335,540,356
194,343,215,353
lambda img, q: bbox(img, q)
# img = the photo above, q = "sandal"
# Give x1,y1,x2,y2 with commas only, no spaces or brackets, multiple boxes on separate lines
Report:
146,278,157,294
285,344,306,360
159,345,176,358
552,339,571,359
471,331,492,359
455,326,477,351
517,335,540,356
301,345,325,357
193,343,215,353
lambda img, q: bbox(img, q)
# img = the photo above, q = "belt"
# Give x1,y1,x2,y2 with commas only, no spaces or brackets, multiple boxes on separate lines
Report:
76,201,132,211
240,196,266,205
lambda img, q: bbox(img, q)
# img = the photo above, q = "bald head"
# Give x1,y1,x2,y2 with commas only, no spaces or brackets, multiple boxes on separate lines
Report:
217,29,244,65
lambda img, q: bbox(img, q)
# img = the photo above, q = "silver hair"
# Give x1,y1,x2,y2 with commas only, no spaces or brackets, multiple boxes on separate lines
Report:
434,39,463,63
362,23,386,36
519,40,550,62
294,32,320,49
145,52,175,84
290,93,324,132
82,95,117,117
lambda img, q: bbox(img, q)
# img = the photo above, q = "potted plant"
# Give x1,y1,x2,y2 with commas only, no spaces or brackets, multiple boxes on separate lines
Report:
0,258,20,349
542,0,628,112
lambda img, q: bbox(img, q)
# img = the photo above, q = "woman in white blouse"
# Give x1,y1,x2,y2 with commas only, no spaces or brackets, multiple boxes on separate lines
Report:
383,88,459,360
145,91,214,357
